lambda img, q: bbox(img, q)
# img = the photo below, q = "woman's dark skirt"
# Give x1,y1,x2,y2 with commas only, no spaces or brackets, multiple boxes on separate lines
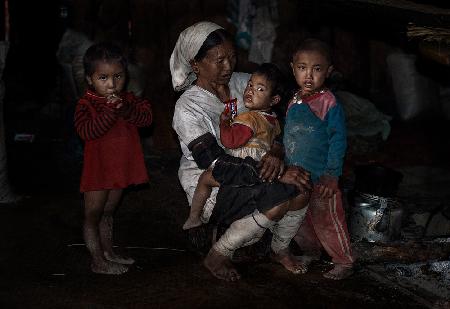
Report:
210,155,299,226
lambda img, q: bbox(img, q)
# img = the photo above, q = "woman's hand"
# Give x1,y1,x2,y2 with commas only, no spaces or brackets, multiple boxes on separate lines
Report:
258,143,285,182
317,174,339,199
278,166,312,192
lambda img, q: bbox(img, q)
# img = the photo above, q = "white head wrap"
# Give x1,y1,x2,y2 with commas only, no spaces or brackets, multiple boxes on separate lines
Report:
169,21,223,92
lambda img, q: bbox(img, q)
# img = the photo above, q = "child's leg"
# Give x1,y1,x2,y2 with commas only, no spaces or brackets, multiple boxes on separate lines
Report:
308,189,354,280
99,189,134,265
294,210,322,262
83,190,128,274
183,169,219,230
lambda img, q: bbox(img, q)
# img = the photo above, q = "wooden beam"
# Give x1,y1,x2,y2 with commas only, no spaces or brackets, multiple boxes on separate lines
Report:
303,0,450,27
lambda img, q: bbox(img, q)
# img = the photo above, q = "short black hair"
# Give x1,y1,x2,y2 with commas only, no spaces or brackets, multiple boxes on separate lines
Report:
253,63,286,99
292,38,332,65
83,42,128,77
194,29,233,61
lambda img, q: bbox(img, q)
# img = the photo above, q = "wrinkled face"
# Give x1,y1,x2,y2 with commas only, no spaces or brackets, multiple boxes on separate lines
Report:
192,40,237,86
86,60,126,97
291,51,333,95
244,73,279,111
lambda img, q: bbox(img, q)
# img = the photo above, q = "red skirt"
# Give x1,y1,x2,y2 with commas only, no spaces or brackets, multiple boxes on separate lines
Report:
80,119,149,192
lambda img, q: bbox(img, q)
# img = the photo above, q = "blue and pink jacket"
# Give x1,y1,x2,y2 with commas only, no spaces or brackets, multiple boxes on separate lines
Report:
283,90,347,183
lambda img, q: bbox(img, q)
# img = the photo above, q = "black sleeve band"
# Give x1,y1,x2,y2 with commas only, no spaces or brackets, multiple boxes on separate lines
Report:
188,133,225,169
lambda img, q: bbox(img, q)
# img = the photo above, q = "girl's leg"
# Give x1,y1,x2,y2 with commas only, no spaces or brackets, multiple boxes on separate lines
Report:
183,169,219,230
99,189,134,265
83,190,128,274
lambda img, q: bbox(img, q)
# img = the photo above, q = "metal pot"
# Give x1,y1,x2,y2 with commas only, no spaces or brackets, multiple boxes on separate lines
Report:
350,192,404,243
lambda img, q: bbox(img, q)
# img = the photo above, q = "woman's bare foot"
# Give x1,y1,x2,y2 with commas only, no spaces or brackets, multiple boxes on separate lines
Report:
104,251,135,265
273,250,308,274
91,259,129,275
183,216,203,230
323,264,354,280
204,248,241,281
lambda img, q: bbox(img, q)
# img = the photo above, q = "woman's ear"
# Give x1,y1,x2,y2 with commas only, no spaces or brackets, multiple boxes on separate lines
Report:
271,95,281,106
326,65,334,78
190,60,199,74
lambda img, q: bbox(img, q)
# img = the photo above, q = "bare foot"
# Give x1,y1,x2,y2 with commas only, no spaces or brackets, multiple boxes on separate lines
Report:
183,216,203,230
273,250,308,274
323,264,354,280
104,251,135,265
295,255,319,268
91,259,129,275
204,248,241,282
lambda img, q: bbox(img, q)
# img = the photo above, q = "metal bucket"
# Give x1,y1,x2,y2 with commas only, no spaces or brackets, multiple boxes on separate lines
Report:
350,192,403,243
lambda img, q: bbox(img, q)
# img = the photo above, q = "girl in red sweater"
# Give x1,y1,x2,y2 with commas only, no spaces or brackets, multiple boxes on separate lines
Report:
74,42,152,274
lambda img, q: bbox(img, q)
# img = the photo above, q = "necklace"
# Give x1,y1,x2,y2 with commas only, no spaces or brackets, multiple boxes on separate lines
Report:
293,88,327,104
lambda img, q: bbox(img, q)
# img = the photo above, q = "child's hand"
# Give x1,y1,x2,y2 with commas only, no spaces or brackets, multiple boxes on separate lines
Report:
317,174,338,199
106,94,123,108
220,109,232,125
278,165,312,192
115,101,131,118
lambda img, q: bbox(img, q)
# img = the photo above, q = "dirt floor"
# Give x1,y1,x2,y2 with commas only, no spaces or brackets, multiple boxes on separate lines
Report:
1,119,449,309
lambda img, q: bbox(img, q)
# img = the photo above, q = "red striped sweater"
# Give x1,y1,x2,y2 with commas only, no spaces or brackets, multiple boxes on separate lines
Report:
74,90,152,140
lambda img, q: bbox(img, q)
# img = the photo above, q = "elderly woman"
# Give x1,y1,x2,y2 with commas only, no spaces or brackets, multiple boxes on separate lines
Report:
170,21,311,281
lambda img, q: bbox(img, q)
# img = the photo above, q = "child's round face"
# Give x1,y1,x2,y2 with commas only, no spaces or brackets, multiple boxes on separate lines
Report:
243,73,278,111
86,60,126,97
291,51,333,95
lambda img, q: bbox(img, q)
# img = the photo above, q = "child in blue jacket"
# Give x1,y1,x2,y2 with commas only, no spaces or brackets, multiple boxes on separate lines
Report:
284,38,354,280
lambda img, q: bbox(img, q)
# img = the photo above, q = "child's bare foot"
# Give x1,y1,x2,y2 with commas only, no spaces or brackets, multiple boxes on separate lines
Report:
183,216,203,230
104,251,135,265
91,259,129,275
323,264,353,280
204,248,241,282
273,250,308,275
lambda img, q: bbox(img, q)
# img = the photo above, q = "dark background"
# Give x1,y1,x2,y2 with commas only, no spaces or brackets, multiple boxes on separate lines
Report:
1,1,449,308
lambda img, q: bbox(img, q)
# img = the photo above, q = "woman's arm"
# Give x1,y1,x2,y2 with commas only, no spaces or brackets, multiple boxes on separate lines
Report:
173,99,225,169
